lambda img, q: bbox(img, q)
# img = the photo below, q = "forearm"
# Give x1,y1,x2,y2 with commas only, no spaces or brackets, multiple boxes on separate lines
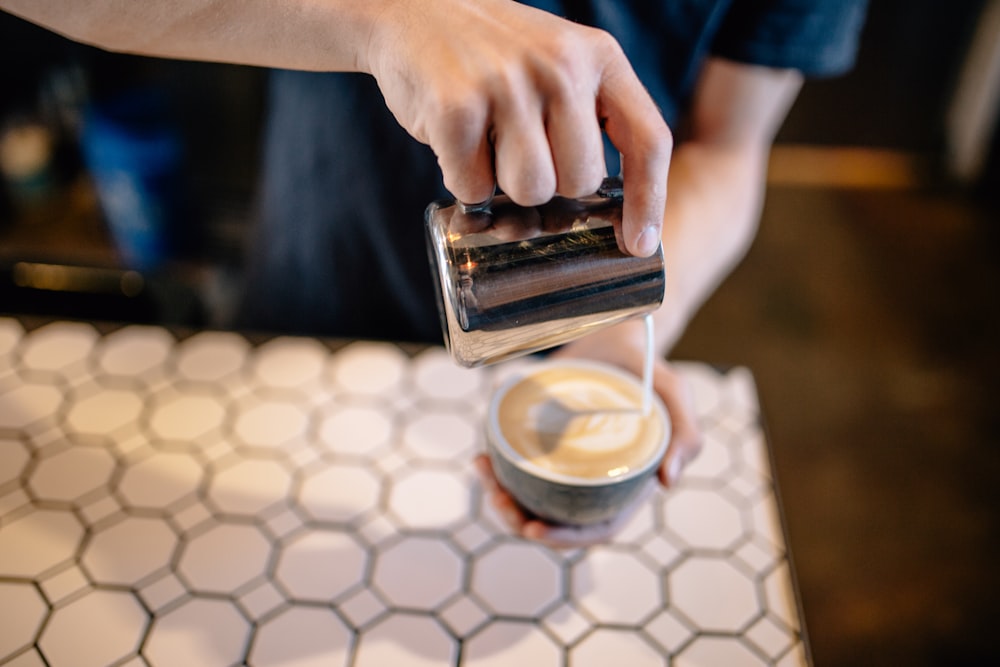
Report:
650,58,802,353
0,0,385,72
653,141,768,351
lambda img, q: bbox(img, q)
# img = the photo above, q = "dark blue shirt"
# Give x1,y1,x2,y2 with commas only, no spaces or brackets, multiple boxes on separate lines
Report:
236,0,868,341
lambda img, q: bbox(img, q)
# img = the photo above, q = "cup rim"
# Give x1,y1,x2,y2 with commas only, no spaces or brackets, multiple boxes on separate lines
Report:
487,358,670,487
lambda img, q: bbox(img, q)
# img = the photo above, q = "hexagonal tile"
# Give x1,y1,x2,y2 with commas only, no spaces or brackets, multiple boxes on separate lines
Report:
614,498,658,544
742,428,773,480
371,536,462,609
207,458,291,516
0,383,63,430
117,451,202,508
65,388,142,436
570,628,664,666
178,523,271,593
298,463,381,523
327,342,407,395
388,469,471,529
763,562,800,631
28,447,115,502
0,510,83,577
144,597,249,667
81,516,176,585
664,488,745,551
471,542,561,617
750,489,785,550
411,349,482,401
148,393,226,441
462,620,562,666
402,411,477,461
0,581,48,660
274,530,368,601
233,399,308,449
0,436,31,487
669,558,758,632
97,326,173,376
250,606,352,667
174,331,250,382
38,589,146,667
252,337,328,388
675,636,767,667
318,405,393,457
353,614,456,667
19,322,97,373
572,549,661,625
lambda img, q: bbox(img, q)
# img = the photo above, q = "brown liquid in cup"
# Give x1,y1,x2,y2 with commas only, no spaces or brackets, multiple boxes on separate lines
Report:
496,365,666,479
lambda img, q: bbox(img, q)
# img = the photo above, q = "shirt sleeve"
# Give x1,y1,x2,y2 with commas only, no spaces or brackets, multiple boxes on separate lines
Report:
712,0,869,77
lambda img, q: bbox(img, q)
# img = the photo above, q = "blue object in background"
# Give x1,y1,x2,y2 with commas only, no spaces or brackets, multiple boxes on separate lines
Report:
81,88,185,272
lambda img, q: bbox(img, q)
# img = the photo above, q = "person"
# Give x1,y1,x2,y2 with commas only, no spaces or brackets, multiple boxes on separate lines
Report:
0,0,868,546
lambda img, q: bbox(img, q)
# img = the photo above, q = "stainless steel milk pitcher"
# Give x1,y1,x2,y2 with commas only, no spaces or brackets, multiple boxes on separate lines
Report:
425,177,665,367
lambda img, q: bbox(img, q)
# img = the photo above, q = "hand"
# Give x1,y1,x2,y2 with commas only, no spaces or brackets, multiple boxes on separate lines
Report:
476,319,702,548
366,0,671,257
474,453,657,549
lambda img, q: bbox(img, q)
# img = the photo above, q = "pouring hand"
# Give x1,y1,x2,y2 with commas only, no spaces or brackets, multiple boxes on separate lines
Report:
366,0,671,257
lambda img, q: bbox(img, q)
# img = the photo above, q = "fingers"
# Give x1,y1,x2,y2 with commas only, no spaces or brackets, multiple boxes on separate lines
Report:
597,46,672,257
470,57,606,207
544,94,607,199
473,454,653,549
429,29,622,208
652,363,703,488
431,100,498,208
492,96,556,206
374,1,668,229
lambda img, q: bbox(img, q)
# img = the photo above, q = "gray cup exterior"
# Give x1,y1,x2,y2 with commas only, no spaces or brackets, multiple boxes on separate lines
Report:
485,360,670,527
425,180,665,367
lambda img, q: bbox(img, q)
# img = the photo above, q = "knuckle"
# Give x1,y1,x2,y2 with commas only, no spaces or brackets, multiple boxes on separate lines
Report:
587,27,626,62
427,91,488,146
633,119,672,176
503,171,556,207
558,165,605,198
543,33,583,79
645,118,673,157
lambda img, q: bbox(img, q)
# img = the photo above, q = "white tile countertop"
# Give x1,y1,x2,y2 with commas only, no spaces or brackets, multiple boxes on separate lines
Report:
0,318,809,666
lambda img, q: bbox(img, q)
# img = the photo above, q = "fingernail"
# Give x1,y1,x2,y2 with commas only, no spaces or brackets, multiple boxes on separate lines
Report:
666,454,685,487
634,226,660,257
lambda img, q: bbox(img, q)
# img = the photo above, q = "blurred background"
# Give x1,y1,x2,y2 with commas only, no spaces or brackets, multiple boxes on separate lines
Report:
1,1,998,664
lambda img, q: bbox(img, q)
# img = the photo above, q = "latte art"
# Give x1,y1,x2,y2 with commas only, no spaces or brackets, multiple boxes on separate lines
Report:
498,366,666,479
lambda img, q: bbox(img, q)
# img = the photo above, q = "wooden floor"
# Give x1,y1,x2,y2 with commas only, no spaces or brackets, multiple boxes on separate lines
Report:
673,182,1000,665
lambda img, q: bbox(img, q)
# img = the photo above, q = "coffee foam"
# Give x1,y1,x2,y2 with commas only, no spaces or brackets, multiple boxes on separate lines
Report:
496,365,666,479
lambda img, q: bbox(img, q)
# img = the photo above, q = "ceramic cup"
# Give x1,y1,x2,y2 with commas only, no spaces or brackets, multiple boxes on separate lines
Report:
486,359,670,526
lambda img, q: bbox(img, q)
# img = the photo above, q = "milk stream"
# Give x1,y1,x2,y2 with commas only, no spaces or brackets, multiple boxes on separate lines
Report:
641,314,654,416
